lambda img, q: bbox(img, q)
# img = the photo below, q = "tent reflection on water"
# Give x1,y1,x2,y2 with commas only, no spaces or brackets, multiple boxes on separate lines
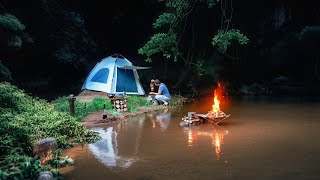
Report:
88,127,134,168
88,116,145,168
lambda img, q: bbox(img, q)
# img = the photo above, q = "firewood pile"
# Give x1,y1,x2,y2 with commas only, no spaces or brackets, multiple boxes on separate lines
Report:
111,98,128,112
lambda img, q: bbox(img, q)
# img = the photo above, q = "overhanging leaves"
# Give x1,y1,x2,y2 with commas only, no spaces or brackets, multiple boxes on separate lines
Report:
212,29,249,53
138,32,178,62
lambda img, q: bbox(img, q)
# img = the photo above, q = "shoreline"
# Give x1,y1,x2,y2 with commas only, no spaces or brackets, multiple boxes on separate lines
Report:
82,105,169,128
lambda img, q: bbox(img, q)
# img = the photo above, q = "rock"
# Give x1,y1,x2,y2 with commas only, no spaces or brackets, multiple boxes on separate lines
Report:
37,171,53,180
33,138,58,155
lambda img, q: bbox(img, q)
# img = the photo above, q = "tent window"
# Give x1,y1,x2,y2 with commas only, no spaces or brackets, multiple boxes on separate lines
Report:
116,68,138,92
91,68,109,83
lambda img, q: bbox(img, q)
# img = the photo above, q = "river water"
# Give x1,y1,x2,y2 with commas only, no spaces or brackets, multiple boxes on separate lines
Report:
61,96,320,180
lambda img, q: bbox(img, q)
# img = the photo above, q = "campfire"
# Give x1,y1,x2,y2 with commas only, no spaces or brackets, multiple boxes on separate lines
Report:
180,82,230,126
206,82,229,122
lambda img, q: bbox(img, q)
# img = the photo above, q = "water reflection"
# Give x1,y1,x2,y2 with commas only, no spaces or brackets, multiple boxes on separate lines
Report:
88,116,146,168
63,98,320,180
89,127,133,168
151,109,171,131
185,127,229,159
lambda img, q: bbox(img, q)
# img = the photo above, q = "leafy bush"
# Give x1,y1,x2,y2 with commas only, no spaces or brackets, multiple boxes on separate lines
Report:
0,82,100,178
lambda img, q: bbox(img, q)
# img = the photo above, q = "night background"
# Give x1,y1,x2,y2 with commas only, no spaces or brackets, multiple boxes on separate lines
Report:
1,0,319,98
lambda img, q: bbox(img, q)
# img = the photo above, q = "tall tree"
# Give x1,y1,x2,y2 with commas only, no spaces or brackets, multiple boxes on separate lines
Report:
138,0,248,88
0,12,33,81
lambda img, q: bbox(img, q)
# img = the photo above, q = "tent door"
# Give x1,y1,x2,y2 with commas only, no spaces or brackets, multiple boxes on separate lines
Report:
116,68,138,92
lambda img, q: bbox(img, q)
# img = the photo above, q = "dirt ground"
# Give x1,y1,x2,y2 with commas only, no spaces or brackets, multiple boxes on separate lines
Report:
76,90,109,102
81,106,168,128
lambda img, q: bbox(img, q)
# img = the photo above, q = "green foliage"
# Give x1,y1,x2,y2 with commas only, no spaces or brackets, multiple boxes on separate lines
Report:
127,96,150,112
163,0,189,16
212,29,249,53
51,11,97,68
0,13,25,32
153,13,176,29
206,0,216,8
46,156,74,168
0,63,12,81
0,82,100,177
138,32,178,62
0,13,28,50
168,95,189,106
298,25,320,40
195,59,206,76
139,0,218,63
1,157,44,180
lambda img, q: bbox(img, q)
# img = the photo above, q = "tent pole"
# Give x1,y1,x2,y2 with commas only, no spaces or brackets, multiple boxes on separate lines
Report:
124,66,126,95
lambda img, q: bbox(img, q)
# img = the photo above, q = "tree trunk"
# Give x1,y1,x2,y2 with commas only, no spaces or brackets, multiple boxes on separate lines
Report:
173,17,196,89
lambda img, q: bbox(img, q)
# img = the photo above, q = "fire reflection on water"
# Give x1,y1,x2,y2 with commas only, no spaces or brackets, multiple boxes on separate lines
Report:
186,128,228,159
188,131,194,146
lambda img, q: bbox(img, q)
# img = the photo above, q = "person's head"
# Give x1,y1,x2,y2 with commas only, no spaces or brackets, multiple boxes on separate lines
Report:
154,79,161,86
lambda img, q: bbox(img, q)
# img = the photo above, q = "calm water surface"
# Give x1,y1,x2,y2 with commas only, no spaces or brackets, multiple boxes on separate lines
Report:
61,96,320,180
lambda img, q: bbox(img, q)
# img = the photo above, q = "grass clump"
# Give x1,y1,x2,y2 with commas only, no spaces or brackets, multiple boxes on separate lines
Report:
53,96,111,120
127,95,150,112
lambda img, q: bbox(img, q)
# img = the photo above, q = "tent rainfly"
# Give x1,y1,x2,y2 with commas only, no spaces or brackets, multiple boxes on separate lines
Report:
81,54,150,95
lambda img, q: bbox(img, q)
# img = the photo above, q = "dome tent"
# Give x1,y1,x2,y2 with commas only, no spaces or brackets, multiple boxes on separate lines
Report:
81,54,149,95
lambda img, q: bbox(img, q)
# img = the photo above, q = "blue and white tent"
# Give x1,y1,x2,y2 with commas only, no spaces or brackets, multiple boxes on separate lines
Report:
81,54,149,95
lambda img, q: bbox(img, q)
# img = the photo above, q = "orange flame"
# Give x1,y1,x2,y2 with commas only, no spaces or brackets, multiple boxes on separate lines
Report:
212,90,220,112
212,82,223,113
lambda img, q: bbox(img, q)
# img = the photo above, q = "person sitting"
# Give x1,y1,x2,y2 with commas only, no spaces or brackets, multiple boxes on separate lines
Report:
149,79,171,106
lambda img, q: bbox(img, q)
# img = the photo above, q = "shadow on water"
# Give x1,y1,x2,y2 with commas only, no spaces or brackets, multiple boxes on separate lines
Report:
61,95,320,180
